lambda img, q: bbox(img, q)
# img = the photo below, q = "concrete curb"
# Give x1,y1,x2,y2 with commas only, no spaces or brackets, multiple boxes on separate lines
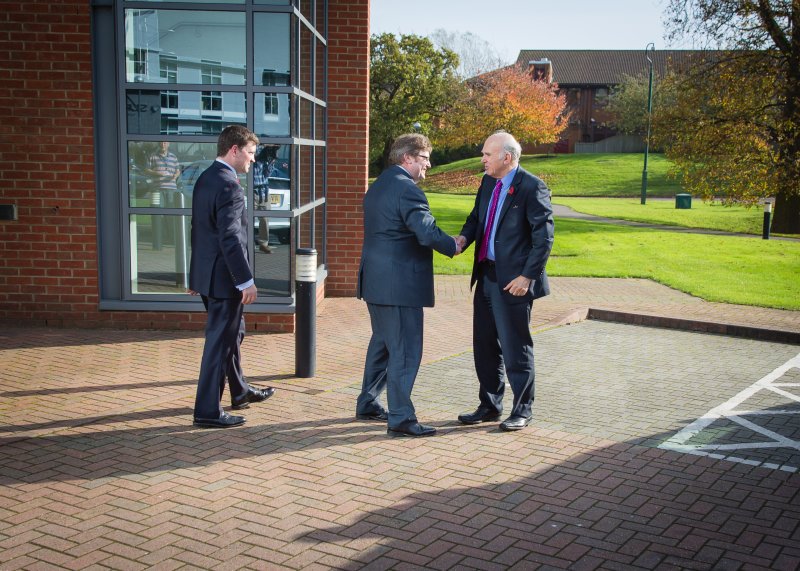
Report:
534,306,800,345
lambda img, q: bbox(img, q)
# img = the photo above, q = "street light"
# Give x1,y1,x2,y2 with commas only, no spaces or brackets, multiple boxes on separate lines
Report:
641,42,655,205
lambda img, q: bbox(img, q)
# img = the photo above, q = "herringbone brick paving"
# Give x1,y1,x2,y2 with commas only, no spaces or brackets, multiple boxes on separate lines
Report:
1,277,799,570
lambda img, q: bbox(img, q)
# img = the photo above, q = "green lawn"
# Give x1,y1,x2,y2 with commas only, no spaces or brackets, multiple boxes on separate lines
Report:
554,197,774,235
427,193,800,310
422,153,681,197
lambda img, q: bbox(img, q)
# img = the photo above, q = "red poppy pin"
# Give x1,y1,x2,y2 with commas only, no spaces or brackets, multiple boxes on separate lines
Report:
508,186,515,196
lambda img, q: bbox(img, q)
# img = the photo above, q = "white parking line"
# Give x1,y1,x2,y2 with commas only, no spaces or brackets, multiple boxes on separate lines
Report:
659,353,800,472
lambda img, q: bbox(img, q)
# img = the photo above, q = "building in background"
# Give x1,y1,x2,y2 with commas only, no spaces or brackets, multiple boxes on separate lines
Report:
0,0,370,332
517,50,697,153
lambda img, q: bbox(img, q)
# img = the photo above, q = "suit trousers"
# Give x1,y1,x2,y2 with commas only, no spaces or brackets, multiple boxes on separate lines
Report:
358,303,423,429
195,295,249,419
473,263,536,419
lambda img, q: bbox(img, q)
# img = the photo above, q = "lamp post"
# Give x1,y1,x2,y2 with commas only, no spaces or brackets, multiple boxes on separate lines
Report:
641,43,655,205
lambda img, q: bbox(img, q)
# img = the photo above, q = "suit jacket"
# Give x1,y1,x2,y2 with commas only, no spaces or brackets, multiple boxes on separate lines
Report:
460,167,554,303
189,161,253,298
357,165,457,308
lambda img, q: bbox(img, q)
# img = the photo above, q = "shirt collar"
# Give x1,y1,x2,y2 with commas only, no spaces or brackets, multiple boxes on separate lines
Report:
499,167,518,190
215,158,237,174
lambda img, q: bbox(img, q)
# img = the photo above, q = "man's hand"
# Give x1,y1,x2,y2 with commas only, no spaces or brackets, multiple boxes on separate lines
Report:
503,276,532,297
241,284,258,305
452,235,463,255
187,289,199,296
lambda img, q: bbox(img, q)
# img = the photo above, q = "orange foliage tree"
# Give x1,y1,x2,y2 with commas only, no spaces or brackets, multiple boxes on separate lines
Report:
434,65,570,149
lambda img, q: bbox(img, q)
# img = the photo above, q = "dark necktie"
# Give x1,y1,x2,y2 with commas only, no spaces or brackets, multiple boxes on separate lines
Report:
478,179,503,262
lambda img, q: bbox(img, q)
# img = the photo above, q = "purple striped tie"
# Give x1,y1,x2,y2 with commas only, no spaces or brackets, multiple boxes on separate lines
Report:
478,179,503,262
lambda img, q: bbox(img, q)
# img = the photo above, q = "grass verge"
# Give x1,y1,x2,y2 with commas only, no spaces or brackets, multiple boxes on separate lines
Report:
553,197,784,236
427,193,800,310
422,153,681,197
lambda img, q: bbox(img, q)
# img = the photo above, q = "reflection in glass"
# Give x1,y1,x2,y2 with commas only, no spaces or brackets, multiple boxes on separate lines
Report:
254,93,291,137
126,90,246,135
135,0,243,3
254,13,290,86
130,214,192,294
253,144,292,212
125,10,245,85
128,141,221,208
253,219,291,297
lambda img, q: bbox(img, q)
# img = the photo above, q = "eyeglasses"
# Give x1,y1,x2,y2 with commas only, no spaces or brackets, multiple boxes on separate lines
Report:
416,154,431,162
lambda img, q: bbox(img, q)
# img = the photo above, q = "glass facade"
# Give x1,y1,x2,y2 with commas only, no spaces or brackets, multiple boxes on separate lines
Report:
108,1,326,305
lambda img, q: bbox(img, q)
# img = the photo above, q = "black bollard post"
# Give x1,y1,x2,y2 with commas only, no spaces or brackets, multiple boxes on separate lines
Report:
763,201,772,240
295,248,317,378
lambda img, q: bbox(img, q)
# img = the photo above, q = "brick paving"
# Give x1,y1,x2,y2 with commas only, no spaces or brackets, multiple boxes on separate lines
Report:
1,277,799,570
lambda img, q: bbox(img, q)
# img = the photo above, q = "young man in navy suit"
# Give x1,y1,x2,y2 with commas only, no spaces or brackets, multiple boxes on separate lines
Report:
188,125,275,428
357,133,462,437
455,131,554,431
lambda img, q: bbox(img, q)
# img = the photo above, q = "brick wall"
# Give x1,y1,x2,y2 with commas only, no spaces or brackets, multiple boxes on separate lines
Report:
0,2,370,330
0,1,100,327
325,0,370,297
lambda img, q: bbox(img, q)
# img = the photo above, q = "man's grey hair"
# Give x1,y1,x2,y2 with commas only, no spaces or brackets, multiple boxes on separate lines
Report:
492,130,522,163
389,133,432,165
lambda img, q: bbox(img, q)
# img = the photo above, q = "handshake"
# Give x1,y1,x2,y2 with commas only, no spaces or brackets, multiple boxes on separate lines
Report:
452,235,467,256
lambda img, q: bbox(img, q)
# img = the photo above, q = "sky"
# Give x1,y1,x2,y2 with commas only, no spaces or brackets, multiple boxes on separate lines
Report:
370,0,683,64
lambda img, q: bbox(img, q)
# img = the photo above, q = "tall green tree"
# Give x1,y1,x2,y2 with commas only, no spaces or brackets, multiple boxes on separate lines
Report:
663,0,800,233
369,33,460,171
607,72,678,137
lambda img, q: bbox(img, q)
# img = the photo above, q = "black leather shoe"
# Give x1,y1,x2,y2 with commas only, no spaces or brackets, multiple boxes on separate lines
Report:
499,416,531,431
387,423,436,438
193,412,246,428
232,387,275,410
458,407,501,425
356,410,388,421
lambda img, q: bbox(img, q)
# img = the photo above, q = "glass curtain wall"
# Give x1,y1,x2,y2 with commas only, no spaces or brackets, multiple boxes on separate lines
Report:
119,0,326,303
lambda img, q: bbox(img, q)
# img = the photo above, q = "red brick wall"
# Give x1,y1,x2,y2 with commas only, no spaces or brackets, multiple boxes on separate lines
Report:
325,0,370,297
0,1,100,327
0,2,370,330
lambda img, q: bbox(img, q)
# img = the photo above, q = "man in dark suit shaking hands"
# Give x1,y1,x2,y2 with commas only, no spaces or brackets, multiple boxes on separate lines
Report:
455,131,554,431
357,134,461,437
188,125,275,428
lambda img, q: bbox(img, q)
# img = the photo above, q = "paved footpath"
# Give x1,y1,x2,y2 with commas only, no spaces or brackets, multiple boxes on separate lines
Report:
1,277,799,570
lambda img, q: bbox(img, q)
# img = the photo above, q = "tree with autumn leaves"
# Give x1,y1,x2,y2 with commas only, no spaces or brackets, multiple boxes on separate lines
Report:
434,65,569,150
657,0,800,233
369,34,569,172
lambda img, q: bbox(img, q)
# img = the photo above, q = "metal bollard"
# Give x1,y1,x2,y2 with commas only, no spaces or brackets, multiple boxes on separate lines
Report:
295,248,317,378
763,201,772,240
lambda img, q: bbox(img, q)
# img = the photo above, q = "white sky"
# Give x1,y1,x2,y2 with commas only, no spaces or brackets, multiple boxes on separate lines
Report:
370,0,684,63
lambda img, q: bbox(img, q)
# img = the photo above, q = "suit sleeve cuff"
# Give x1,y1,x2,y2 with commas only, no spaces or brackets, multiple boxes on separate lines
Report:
236,279,255,291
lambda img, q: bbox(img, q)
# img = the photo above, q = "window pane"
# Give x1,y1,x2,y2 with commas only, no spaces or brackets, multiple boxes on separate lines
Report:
253,221,291,297
254,0,291,5
299,97,313,139
253,13,290,86
299,145,313,207
126,90,246,135
254,144,292,209
125,10,245,85
133,1,243,3
254,93,291,137
128,141,223,208
130,214,192,294
299,23,313,95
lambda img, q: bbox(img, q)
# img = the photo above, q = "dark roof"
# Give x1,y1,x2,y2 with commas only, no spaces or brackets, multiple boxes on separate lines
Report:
515,49,706,85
